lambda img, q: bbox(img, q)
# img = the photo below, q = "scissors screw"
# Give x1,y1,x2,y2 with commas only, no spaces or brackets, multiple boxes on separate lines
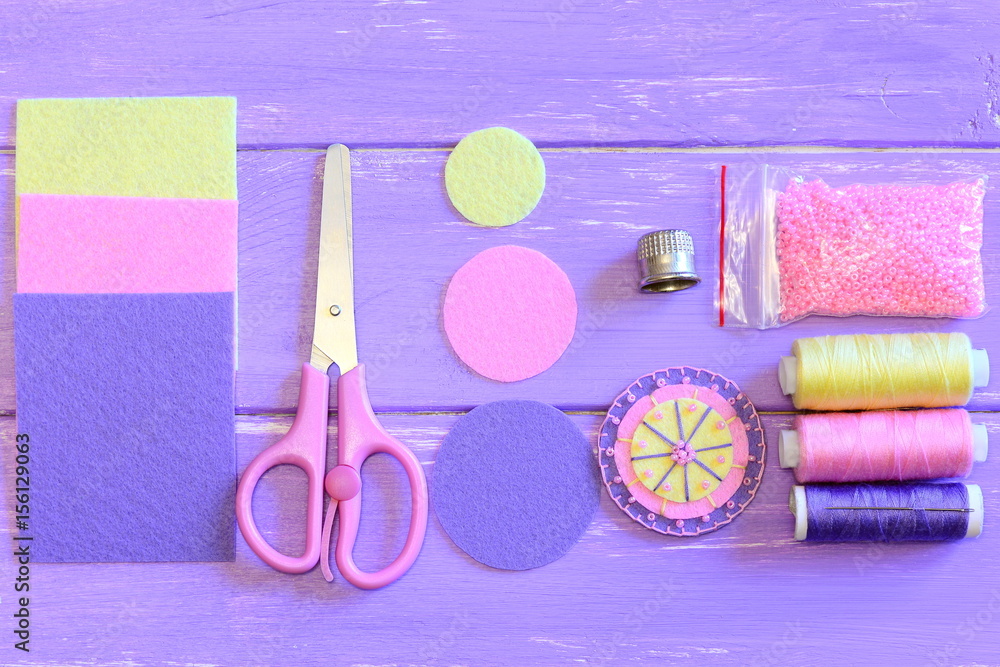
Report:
325,465,361,501
330,305,342,316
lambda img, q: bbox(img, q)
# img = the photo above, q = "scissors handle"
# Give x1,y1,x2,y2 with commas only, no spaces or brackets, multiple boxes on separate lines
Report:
325,363,428,590
236,363,329,574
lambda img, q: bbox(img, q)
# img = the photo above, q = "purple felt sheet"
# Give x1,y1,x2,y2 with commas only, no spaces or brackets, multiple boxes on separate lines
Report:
14,292,235,562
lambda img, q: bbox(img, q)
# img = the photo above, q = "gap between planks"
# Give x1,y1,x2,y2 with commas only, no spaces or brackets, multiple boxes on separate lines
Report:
2,410,998,418
8,145,1000,155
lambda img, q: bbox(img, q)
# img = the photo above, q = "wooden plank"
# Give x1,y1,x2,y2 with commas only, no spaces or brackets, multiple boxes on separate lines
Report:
2,412,998,665
2,0,1000,148
3,149,999,414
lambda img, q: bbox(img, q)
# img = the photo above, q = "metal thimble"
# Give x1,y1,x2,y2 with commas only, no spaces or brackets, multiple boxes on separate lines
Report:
636,230,700,293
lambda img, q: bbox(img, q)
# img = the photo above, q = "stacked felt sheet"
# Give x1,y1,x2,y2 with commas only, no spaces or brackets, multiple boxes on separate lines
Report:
14,97,238,562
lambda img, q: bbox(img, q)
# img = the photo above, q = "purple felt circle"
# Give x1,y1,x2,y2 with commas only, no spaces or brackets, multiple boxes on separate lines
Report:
432,400,600,570
443,246,577,382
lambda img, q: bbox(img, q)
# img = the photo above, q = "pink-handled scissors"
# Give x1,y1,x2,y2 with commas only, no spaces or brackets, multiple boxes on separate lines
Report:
236,144,428,589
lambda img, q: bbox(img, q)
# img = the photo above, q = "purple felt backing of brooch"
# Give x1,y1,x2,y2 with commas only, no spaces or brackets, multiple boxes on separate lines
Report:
431,400,600,570
14,292,235,562
598,367,766,537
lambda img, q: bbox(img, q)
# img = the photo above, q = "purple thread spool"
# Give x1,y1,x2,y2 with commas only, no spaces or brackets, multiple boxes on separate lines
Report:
789,482,983,542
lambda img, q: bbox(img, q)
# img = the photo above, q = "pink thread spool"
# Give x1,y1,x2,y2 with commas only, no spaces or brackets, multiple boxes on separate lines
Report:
779,409,989,483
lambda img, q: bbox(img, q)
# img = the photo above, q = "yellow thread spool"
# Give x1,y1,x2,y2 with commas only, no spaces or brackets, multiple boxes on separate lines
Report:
778,333,990,411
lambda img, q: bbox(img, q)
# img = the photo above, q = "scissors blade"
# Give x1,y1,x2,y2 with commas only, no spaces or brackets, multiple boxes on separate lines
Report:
309,144,359,374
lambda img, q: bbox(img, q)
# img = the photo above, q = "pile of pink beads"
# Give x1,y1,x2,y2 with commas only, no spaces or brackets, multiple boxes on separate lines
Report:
775,178,986,321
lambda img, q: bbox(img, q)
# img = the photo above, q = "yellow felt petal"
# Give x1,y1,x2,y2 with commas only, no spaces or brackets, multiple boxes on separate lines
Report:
445,127,545,227
16,97,237,200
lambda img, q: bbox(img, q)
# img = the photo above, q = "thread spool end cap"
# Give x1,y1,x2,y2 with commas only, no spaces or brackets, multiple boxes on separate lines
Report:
973,424,989,463
778,430,799,468
973,349,990,388
778,356,797,396
789,485,808,541
967,484,984,539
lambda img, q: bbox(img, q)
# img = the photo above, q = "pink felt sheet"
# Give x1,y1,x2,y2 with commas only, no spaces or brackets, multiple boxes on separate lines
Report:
17,194,238,293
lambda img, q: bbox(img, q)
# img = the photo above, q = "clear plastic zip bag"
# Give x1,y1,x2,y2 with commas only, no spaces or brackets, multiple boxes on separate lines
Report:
718,163,987,329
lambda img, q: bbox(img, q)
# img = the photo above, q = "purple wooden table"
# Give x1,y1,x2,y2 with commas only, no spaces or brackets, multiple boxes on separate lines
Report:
2,2,1000,665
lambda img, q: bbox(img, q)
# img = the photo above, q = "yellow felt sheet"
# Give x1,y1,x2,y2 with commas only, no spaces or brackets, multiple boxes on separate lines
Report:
16,96,237,200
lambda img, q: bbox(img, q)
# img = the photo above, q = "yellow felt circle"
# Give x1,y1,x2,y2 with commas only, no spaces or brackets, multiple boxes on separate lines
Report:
445,127,545,227
630,398,733,504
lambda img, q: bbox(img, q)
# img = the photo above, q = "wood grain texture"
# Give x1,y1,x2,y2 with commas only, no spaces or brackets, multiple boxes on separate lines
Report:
5,150,998,415
2,413,998,666
5,2,1000,664
2,0,1000,148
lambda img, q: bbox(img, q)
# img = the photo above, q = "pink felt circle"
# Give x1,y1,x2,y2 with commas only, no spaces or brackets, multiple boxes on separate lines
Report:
444,246,577,382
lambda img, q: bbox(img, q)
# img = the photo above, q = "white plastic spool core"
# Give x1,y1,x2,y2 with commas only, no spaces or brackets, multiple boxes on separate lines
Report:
790,486,808,541
972,349,990,388
973,424,989,463
778,429,799,468
967,484,985,538
790,483,984,540
778,349,990,397
778,356,797,396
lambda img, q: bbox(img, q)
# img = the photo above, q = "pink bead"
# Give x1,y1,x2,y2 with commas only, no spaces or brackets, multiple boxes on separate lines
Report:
775,178,985,321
